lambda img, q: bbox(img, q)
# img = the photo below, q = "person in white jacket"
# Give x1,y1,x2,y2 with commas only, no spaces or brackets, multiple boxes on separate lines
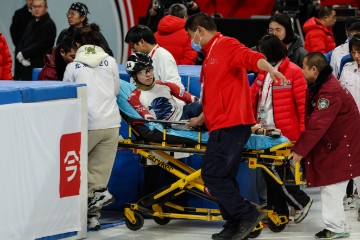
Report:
124,24,184,90
339,32,360,221
63,23,120,231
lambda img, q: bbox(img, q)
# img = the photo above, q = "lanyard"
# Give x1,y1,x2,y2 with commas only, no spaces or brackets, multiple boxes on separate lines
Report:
258,76,273,107
200,34,222,83
150,44,159,58
200,34,222,100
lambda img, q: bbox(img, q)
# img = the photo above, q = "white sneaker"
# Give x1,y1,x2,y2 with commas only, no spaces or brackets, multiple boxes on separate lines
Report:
343,196,356,211
294,198,313,224
88,188,115,213
87,216,100,231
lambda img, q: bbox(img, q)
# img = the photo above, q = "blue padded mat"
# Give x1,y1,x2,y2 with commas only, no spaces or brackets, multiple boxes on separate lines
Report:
0,81,85,104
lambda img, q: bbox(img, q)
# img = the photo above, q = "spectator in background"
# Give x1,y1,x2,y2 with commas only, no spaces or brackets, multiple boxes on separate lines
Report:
251,34,312,223
15,0,56,80
268,13,307,67
339,33,360,219
330,18,360,78
272,0,320,26
63,23,120,231
146,0,165,33
38,32,77,80
155,3,197,65
56,2,113,56
125,24,184,89
145,0,200,33
303,5,336,53
10,0,34,79
290,52,360,239
0,33,13,80
162,0,200,15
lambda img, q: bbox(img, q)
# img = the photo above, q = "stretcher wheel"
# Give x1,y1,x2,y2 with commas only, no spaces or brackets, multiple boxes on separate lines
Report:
247,228,262,238
268,221,286,232
154,216,171,225
125,212,144,231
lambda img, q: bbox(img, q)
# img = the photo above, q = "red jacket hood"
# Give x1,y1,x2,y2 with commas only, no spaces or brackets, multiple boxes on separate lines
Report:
157,15,185,35
43,45,57,68
303,17,333,35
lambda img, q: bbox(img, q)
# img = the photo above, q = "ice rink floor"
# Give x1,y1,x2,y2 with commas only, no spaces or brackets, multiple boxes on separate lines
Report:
87,188,360,240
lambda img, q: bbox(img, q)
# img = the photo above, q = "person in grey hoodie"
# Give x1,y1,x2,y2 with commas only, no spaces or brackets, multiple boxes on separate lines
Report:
63,23,120,231
268,13,307,67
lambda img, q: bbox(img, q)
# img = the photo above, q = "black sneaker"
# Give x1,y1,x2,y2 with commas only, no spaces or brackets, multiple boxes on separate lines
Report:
232,211,266,240
211,227,235,240
315,229,350,239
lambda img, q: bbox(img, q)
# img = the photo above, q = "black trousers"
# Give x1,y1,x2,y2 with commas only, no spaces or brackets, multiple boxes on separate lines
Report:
263,164,311,217
346,179,354,197
202,124,257,228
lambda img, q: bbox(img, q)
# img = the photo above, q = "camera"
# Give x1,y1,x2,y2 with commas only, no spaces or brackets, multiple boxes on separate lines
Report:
183,0,195,9
279,0,304,12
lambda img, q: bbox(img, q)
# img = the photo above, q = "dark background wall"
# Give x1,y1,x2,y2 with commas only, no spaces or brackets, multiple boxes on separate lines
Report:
140,17,347,48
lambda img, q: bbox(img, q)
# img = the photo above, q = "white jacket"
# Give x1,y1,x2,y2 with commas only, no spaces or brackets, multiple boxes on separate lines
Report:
330,40,349,78
63,45,121,130
149,44,184,90
339,61,360,111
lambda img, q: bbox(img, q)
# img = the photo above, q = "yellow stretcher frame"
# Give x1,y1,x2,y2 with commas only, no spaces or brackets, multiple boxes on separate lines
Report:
118,123,306,237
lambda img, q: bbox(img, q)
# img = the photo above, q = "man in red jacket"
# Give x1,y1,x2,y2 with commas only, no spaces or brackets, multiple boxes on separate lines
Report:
185,13,286,240
290,52,360,239
303,5,336,53
155,3,197,65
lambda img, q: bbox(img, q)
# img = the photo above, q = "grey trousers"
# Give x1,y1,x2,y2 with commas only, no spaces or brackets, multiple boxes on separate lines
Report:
88,127,119,198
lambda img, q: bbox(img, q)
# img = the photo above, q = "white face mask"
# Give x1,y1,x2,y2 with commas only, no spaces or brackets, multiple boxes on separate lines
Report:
191,31,202,52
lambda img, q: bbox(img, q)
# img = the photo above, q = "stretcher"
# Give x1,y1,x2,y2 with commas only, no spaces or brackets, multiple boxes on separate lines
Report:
117,80,306,238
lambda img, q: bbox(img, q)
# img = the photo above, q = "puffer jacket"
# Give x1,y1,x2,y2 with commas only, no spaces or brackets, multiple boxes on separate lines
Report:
303,17,336,53
155,15,197,65
293,66,360,187
0,34,13,80
251,57,307,141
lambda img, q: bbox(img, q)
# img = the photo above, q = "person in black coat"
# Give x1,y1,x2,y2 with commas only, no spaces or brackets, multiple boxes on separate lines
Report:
15,0,56,80
145,0,200,32
10,0,35,79
56,2,113,57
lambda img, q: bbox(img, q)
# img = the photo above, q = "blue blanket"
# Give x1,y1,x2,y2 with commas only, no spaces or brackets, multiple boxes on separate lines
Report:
117,80,290,150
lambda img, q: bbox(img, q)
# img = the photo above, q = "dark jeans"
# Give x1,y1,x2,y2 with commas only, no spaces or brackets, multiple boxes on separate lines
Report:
180,101,202,120
202,124,257,228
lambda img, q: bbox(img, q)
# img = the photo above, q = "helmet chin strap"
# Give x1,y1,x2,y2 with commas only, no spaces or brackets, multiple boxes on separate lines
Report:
134,75,156,91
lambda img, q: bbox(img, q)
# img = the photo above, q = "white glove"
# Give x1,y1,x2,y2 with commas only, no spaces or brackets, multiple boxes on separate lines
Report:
16,52,31,67
16,52,25,63
21,59,31,67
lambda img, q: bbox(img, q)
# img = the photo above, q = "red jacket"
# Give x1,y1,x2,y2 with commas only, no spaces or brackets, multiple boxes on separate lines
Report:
0,34,13,80
303,17,336,53
155,15,197,65
293,72,360,187
200,32,264,132
251,57,307,141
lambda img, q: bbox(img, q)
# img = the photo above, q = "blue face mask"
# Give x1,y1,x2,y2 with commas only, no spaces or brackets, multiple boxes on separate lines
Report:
191,32,202,52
